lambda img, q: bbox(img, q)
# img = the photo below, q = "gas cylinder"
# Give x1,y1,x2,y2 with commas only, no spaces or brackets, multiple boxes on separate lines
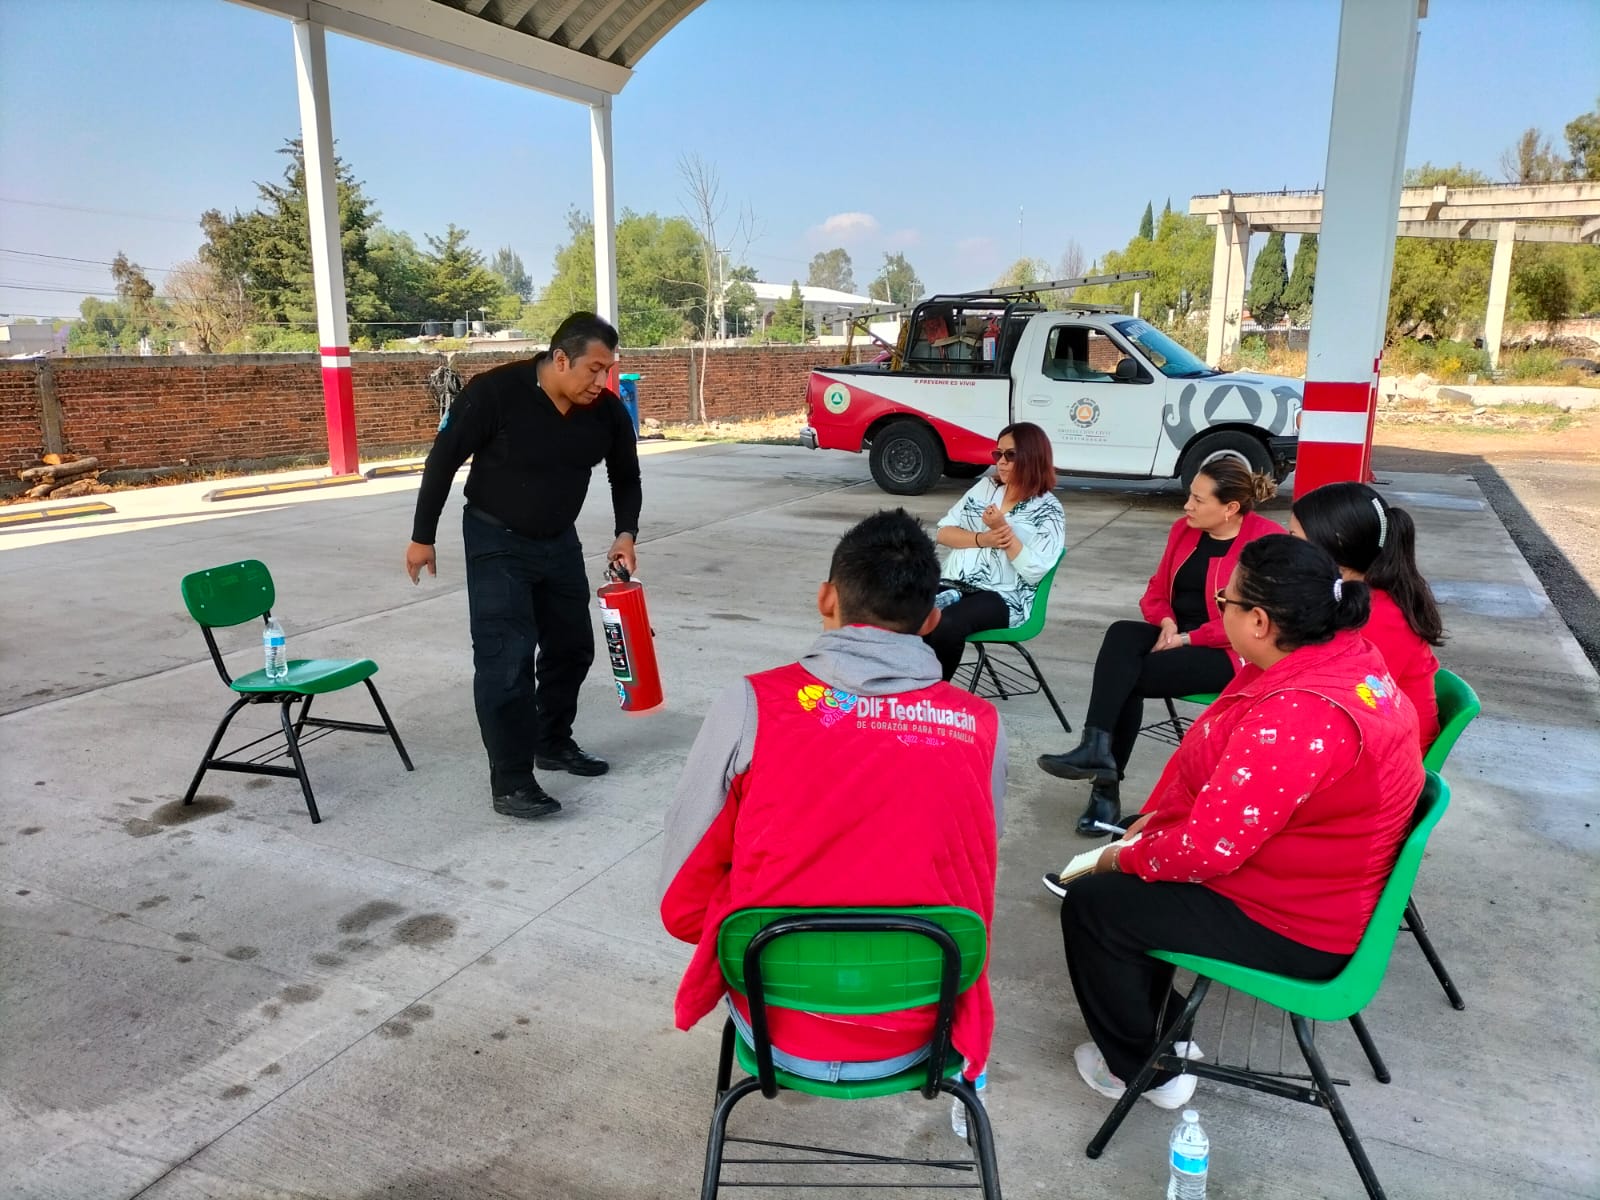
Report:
596,565,663,712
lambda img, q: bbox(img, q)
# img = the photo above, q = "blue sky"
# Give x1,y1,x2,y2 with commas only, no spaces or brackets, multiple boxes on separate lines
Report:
1,0,1595,320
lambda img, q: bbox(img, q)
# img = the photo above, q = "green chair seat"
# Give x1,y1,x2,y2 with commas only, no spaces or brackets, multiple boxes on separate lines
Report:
231,658,378,695
731,1031,961,1101
958,554,1072,733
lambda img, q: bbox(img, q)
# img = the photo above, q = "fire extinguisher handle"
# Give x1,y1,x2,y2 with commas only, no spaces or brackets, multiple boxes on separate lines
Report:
606,562,632,584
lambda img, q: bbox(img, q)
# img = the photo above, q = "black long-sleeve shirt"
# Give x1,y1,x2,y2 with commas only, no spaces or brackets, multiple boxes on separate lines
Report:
410,356,642,545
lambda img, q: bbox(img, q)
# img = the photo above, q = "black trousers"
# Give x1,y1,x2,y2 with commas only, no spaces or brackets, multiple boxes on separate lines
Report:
1059,873,1347,1085
923,590,1011,682
1084,620,1237,772
462,508,596,796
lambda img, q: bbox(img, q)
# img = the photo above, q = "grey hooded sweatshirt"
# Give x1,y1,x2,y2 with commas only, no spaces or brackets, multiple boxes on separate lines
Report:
657,624,1008,898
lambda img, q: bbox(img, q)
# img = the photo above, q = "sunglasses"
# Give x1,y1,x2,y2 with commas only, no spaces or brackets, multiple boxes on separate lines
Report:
990,448,1017,463
1214,588,1251,613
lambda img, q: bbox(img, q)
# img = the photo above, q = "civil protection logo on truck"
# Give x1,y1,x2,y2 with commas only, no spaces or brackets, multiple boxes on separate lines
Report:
1071,399,1101,428
823,383,851,414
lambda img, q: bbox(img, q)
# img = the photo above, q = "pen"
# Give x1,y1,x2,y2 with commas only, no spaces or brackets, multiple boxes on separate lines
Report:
1091,820,1127,835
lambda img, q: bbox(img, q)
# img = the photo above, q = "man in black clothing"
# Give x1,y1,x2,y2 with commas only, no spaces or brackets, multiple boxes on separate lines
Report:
405,312,641,820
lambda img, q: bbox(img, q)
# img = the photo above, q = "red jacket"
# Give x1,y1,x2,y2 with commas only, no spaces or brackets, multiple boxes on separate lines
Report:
660,663,1001,1073
1140,511,1284,649
1119,630,1423,953
1362,589,1440,748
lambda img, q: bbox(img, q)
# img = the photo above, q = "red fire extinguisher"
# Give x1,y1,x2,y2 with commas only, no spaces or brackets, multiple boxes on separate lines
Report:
596,564,663,712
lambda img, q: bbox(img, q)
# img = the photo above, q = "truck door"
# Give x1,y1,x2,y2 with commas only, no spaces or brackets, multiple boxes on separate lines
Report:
1020,322,1164,475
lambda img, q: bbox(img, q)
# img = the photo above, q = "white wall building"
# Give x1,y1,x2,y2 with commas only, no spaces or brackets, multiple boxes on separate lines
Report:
746,282,896,337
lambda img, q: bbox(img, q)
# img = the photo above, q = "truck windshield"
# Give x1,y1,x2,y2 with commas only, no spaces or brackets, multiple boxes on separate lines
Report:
1112,320,1217,379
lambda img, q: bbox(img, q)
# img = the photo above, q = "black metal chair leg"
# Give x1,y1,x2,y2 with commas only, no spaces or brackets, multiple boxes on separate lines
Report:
941,1077,1003,1199
1015,642,1073,734
1404,896,1465,1010
714,1018,736,1097
183,696,252,804
977,646,1009,699
1087,978,1211,1158
1348,1012,1390,1084
279,700,322,824
699,1077,760,1200
1292,1015,1387,1200
293,694,314,739
1164,697,1184,742
364,679,414,771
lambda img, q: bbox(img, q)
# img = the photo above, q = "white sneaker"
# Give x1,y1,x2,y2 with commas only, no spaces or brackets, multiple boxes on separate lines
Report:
1073,1042,1201,1109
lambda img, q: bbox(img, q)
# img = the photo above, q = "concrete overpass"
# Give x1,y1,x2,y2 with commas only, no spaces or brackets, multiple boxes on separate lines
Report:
1192,181,1600,367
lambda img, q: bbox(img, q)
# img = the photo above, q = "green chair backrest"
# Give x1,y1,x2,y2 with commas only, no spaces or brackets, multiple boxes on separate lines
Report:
1154,771,1450,1023
1423,669,1481,774
970,552,1063,644
717,906,987,1014
181,560,275,629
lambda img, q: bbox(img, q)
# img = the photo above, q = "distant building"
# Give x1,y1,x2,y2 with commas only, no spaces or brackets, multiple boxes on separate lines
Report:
746,283,896,337
0,322,67,356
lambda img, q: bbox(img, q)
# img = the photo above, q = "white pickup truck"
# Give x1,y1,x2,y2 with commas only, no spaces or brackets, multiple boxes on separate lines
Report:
801,288,1303,494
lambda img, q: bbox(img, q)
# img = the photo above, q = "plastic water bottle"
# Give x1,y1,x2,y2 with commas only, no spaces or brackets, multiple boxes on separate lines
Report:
950,1069,987,1139
263,616,288,681
1166,1109,1209,1199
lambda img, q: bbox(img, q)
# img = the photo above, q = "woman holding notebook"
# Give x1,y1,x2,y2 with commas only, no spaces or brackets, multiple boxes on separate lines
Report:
1055,535,1424,1111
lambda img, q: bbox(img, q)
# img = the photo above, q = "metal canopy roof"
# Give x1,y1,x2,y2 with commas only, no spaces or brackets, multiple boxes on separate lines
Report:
238,0,706,103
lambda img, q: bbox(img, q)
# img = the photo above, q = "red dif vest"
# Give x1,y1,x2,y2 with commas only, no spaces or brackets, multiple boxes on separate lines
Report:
669,662,1002,1073
1136,630,1423,954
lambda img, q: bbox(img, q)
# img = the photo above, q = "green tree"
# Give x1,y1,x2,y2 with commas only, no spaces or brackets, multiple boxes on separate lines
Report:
1072,210,1215,321
766,281,809,343
1499,127,1564,183
1510,245,1576,331
1386,164,1495,342
1564,96,1600,179
489,246,533,302
807,248,855,293
367,228,431,336
1138,202,1154,241
424,224,509,322
993,257,1051,288
868,252,922,305
198,139,384,337
1283,234,1318,322
1246,231,1289,329
723,264,758,338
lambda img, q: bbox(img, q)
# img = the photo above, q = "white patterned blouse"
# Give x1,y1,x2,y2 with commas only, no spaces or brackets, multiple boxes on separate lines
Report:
935,476,1066,628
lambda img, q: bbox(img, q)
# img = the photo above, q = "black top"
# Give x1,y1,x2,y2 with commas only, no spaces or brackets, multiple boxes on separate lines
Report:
1170,533,1233,633
410,355,642,545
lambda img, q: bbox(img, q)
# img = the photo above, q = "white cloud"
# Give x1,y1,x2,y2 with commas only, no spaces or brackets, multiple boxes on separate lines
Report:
811,211,880,242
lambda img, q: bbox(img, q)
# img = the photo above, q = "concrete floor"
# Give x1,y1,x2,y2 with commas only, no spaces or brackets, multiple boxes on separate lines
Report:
2,444,1597,1200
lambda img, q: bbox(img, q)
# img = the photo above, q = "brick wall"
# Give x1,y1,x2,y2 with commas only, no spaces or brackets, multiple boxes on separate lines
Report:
0,344,872,489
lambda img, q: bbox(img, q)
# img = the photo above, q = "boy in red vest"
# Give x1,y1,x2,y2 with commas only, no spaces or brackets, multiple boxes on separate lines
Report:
660,509,1007,1082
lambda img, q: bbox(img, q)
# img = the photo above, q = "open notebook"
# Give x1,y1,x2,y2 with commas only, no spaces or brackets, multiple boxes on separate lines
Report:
1055,833,1143,884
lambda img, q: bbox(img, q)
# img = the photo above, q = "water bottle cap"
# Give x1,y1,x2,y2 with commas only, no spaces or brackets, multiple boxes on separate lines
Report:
1182,1109,1199,1122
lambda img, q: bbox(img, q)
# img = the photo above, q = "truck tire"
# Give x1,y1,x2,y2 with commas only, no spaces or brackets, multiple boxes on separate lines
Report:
1178,431,1273,492
944,462,986,480
869,419,945,495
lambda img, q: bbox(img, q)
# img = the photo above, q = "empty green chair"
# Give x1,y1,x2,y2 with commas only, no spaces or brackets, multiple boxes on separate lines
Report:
959,553,1072,733
1085,772,1451,1200
701,906,998,1199
179,559,413,824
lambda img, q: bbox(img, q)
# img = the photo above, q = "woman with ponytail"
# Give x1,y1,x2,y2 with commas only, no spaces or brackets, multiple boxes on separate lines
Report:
1055,535,1423,1111
1290,482,1443,746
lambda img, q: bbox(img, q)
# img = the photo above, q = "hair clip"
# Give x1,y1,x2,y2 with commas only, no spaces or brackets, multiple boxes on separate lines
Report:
1332,578,1344,602
1371,497,1388,549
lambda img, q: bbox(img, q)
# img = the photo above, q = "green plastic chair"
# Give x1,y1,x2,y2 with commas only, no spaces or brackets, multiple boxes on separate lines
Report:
179,560,413,824
1086,772,1451,1200
1400,668,1481,1010
960,553,1072,733
701,906,998,1200
1144,690,1221,747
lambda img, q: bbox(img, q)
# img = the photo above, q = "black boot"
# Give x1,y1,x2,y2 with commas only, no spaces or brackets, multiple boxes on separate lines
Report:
1074,779,1122,837
1037,726,1117,783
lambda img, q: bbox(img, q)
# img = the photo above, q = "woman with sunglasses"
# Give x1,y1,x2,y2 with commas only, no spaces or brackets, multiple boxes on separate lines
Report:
924,422,1065,681
1290,482,1443,747
1038,454,1281,835
1057,535,1423,1111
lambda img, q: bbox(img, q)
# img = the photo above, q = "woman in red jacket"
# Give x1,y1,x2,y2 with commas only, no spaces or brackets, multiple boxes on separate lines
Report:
1059,535,1422,1111
1290,482,1444,747
1038,455,1281,835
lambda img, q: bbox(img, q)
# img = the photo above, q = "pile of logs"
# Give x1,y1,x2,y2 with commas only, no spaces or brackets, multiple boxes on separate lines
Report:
17,454,110,501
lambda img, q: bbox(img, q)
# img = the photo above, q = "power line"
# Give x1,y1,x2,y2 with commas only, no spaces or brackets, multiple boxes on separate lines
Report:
0,248,178,274
0,196,196,225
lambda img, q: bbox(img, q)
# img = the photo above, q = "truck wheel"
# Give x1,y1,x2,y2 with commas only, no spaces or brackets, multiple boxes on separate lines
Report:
945,462,986,480
1178,431,1273,492
869,420,945,495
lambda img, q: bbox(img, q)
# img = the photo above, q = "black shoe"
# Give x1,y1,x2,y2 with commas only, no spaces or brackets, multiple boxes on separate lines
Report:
535,741,609,777
1038,726,1118,784
493,784,562,819
1074,780,1122,838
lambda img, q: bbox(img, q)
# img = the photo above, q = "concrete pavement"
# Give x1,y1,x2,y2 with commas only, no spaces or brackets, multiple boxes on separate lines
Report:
2,444,1597,1199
